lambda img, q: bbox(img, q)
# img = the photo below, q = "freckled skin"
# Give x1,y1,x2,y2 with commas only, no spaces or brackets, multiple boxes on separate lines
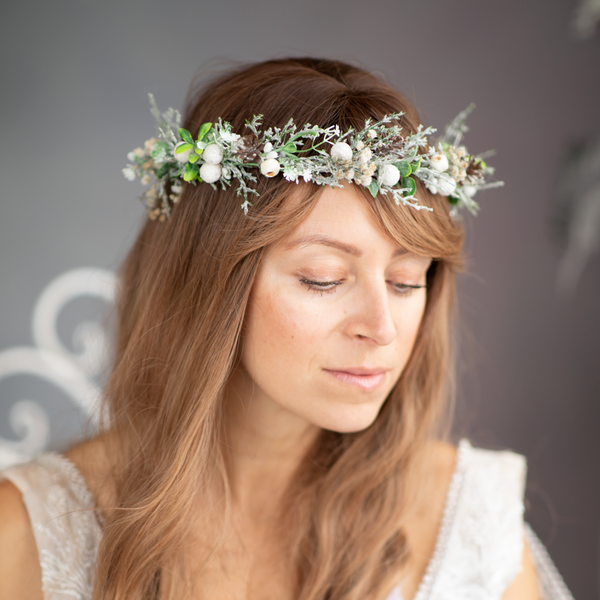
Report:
240,185,431,433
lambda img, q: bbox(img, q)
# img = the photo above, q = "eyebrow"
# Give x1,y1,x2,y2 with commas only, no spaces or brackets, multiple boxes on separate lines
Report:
283,234,408,258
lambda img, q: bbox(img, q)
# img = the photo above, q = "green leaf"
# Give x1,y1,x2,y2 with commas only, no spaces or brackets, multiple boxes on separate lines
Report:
411,157,422,172
197,122,212,141
183,162,199,182
401,176,416,197
155,165,170,179
281,142,297,154
448,195,459,205
188,153,199,164
194,147,203,155
151,141,170,159
394,161,412,177
368,179,379,198
179,128,193,144
175,142,193,154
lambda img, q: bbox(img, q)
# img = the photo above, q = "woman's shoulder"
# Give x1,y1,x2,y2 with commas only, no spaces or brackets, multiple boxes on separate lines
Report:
0,439,110,600
0,479,44,599
63,433,117,515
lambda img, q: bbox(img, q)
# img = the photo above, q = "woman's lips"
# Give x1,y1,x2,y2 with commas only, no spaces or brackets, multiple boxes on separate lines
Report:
324,368,387,391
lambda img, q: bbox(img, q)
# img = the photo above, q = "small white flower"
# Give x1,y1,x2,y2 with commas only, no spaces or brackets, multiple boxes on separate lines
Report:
141,174,152,185
127,151,136,162
430,153,449,172
368,130,377,139
220,131,240,143
345,169,355,182
122,166,136,181
380,164,401,187
174,142,193,163
302,169,312,182
283,169,299,183
263,142,273,153
133,147,145,158
359,175,372,187
356,140,365,150
200,163,222,183
261,158,280,177
358,148,372,165
265,151,278,160
172,184,182,194
203,144,223,165
331,142,353,162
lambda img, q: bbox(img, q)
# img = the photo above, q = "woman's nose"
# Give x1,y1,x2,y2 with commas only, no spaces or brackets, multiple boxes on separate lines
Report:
344,280,396,346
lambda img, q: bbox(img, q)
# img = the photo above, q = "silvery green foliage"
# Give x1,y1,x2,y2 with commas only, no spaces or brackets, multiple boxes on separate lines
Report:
123,95,502,219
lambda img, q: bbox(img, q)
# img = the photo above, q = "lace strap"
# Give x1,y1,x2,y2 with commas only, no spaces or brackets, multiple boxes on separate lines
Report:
1,453,102,599
525,524,575,600
423,441,527,599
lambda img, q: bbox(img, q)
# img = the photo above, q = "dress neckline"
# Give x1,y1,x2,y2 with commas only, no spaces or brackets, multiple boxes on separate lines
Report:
46,440,472,600
410,438,470,600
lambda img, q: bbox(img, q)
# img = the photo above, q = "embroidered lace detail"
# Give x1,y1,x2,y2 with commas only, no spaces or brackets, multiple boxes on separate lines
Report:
1,453,102,599
1,444,574,600
394,440,527,600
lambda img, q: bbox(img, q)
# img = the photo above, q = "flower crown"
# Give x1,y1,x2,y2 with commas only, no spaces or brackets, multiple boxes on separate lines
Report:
123,94,503,220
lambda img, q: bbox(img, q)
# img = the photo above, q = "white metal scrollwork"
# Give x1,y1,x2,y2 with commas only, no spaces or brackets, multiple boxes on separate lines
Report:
0,268,116,469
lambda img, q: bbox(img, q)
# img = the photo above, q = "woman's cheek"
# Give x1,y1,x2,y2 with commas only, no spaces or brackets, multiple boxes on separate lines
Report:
246,285,328,369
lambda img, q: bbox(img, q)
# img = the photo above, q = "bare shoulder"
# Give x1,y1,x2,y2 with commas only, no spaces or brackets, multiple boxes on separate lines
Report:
65,432,117,515
501,537,540,600
0,479,43,600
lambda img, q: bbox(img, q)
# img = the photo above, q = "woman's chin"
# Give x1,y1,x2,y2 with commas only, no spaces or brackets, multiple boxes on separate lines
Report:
315,402,383,434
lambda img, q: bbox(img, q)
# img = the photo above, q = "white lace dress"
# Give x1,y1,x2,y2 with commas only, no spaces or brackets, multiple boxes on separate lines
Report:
0,440,574,600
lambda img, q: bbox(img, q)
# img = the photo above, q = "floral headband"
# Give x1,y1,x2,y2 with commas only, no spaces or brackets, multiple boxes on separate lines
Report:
123,94,503,220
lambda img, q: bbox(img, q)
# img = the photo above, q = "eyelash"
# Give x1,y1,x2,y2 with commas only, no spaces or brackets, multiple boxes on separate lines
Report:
299,277,426,297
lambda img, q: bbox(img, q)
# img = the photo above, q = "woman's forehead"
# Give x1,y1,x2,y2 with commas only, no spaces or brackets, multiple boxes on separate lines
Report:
275,185,415,259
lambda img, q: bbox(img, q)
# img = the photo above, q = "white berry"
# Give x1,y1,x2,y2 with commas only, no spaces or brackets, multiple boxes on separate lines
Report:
436,176,457,196
263,142,273,153
380,164,401,187
330,142,353,162
463,185,477,197
430,153,449,172
200,163,222,183
202,144,223,165
174,142,193,163
260,158,281,177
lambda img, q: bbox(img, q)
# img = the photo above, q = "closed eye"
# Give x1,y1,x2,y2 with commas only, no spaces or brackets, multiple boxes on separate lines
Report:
390,282,426,297
299,277,343,294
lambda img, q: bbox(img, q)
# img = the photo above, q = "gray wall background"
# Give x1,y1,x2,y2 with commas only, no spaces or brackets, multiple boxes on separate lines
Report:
1,0,598,597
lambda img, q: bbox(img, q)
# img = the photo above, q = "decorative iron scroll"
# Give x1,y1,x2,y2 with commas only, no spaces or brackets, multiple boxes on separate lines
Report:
0,268,116,469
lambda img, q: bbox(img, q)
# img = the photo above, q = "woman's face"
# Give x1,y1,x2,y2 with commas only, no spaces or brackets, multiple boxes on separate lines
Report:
239,185,431,433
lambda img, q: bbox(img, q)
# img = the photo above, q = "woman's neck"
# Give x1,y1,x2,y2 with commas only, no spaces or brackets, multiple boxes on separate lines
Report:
223,367,319,517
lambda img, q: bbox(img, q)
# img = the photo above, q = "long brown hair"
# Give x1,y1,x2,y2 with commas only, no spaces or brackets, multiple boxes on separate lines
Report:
94,58,464,600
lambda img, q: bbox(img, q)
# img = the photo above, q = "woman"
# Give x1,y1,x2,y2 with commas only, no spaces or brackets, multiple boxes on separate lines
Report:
0,58,568,599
